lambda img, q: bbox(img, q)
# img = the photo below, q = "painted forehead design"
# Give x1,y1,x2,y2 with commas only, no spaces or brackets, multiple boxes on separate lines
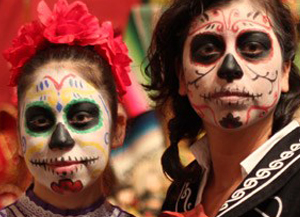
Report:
26,71,102,112
189,7,272,36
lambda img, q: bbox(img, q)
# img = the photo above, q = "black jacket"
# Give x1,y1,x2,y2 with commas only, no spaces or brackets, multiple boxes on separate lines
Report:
162,126,300,217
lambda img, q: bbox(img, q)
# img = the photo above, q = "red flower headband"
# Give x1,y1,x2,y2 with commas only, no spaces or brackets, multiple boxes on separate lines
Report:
3,0,132,97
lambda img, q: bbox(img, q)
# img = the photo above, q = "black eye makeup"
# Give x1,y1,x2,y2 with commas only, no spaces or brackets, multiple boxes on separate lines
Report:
25,105,55,133
237,31,272,60
66,101,100,131
190,34,225,64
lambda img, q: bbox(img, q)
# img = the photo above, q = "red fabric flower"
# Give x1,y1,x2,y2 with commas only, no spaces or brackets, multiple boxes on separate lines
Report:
3,0,131,97
3,21,45,86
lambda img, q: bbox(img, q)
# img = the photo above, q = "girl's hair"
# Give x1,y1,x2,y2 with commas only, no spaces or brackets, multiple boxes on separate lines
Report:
145,0,300,181
18,44,118,129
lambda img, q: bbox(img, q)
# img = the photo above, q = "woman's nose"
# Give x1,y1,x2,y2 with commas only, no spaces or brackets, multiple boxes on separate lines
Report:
217,54,243,83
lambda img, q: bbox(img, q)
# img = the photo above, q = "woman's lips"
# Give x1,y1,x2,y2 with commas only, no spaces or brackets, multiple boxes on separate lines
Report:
211,91,252,103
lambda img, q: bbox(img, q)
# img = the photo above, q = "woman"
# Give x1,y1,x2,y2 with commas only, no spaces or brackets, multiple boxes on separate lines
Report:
1,0,134,216
146,0,300,216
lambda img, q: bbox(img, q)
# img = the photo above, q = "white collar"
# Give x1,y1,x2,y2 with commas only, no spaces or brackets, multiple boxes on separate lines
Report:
190,120,299,204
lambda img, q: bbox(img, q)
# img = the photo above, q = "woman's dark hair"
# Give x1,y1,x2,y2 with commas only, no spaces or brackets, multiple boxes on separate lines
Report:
18,44,118,129
145,0,300,181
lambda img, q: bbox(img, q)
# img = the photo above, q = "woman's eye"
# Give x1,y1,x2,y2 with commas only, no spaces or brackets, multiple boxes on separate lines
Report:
198,44,220,57
69,112,94,126
240,42,265,57
237,32,271,60
191,34,225,64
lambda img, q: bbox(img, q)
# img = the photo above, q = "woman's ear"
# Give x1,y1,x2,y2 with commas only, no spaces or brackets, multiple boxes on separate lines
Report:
281,60,291,93
111,103,127,149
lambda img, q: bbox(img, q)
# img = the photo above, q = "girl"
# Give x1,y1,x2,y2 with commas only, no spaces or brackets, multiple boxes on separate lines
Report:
1,0,134,216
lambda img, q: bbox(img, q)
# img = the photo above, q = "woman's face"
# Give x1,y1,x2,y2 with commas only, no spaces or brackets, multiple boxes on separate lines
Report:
19,62,112,195
180,0,289,130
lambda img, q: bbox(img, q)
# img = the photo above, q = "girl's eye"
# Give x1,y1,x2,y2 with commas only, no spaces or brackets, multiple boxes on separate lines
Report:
30,116,52,127
69,112,94,126
66,102,100,131
25,106,55,133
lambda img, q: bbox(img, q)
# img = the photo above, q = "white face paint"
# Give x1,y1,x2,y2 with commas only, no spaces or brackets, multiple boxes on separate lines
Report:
181,0,289,130
20,63,112,195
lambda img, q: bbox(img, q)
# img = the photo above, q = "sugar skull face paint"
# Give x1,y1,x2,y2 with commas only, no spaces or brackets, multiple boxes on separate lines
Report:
20,63,112,195
181,0,289,130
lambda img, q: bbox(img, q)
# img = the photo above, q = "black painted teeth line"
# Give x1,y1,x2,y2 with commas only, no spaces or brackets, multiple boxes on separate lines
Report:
199,87,263,100
30,156,100,166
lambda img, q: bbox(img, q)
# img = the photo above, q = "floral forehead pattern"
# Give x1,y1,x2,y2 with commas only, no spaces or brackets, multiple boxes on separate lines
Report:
189,7,272,36
3,0,132,97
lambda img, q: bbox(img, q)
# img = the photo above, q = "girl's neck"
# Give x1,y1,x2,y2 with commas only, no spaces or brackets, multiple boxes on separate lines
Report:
33,179,103,210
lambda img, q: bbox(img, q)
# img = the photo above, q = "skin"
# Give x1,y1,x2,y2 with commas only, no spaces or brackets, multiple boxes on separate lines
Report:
19,61,124,209
179,0,290,131
178,0,290,216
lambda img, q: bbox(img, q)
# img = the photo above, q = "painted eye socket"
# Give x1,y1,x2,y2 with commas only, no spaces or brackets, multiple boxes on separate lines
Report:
69,112,94,127
237,32,271,60
191,34,225,64
66,102,99,131
26,106,55,133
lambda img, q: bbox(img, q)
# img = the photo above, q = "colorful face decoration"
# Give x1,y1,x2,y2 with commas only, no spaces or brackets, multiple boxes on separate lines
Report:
181,0,289,130
19,63,112,195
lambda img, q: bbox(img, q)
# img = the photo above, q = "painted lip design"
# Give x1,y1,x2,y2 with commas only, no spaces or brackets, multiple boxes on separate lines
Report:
200,87,262,101
30,156,99,175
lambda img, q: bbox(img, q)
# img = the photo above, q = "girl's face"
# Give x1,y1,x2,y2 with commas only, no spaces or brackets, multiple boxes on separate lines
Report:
180,0,290,130
19,62,112,195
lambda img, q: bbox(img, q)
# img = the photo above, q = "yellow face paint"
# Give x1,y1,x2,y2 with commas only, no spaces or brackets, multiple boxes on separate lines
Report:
19,64,112,195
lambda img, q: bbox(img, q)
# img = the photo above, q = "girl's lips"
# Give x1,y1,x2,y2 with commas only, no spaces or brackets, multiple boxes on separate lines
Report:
49,163,80,174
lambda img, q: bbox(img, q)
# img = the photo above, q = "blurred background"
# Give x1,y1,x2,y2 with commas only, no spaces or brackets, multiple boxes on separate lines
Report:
0,0,299,216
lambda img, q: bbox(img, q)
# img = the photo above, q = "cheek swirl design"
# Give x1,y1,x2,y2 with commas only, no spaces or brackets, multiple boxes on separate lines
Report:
247,67,279,94
187,65,216,89
245,92,279,125
191,103,218,126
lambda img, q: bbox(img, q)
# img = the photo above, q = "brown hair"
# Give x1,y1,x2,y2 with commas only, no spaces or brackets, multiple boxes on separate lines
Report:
145,0,300,181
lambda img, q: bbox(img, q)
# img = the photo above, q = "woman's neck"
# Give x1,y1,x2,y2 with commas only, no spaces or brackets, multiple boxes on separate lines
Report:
203,113,274,190
33,179,103,210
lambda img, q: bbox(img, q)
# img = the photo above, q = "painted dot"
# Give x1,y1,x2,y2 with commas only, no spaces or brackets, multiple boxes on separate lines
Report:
80,81,83,88
104,132,109,145
40,82,44,90
56,102,63,112
69,79,73,87
45,80,49,88
75,80,78,88
73,93,77,98
22,136,27,153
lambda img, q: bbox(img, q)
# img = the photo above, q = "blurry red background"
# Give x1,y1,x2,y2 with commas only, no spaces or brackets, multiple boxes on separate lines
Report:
0,0,140,103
